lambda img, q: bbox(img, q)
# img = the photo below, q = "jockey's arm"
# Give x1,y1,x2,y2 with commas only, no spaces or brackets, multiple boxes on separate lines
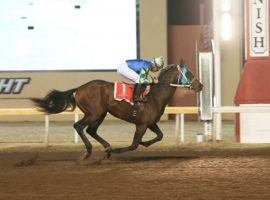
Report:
138,68,153,84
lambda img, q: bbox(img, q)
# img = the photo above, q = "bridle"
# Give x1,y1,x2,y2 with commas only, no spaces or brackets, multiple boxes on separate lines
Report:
176,65,195,89
159,65,195,89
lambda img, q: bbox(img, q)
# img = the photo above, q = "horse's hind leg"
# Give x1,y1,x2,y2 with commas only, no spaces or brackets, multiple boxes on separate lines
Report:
74,116,93,159
86,113,111,152
107,124,147,155
140,123,163,147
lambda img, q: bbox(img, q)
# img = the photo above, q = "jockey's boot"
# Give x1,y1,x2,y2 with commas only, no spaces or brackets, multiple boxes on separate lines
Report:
133,83,142,103
133,84,147,103
140,84,147,103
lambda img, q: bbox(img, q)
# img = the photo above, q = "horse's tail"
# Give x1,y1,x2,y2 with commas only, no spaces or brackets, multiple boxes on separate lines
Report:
31,88,77,114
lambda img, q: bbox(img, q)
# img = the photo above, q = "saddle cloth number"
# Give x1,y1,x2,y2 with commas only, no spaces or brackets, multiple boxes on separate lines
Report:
114,82,135,105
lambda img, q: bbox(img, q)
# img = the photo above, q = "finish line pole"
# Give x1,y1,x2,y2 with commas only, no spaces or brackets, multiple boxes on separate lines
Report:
212,0,222,140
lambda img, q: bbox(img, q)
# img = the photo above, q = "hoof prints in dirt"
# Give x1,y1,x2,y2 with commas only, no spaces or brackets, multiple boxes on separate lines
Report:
13,152,39,167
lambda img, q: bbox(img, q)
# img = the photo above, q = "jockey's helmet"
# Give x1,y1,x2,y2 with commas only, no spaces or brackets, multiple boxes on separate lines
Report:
153,56,164,69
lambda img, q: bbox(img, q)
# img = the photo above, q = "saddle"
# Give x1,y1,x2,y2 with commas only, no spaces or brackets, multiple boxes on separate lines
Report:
114,82,150,105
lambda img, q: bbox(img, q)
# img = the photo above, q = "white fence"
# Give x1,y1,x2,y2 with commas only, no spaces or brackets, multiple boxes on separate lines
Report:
1,106,270,146
0,107,198,146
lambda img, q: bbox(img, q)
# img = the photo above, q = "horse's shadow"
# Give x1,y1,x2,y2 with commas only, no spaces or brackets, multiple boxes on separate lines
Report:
116,155,198,162
88,154,200,165
13,150,199,166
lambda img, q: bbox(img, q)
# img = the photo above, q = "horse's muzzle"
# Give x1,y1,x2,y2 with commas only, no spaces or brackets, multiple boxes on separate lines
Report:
191,79,203,92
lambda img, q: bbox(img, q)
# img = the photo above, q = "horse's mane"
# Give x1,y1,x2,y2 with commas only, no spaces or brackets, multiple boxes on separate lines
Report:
158,65,178,82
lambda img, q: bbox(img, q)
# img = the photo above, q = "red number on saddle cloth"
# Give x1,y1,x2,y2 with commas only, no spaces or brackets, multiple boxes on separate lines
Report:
114,82,135,105
114,82,150,105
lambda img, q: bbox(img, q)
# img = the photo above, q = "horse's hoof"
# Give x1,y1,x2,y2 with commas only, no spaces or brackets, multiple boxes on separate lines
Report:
77,151,91,161
104,146,112,152
76,152,96,166
106,153,111,159
84,152,91,159
104,147,112,158
140,141,151,147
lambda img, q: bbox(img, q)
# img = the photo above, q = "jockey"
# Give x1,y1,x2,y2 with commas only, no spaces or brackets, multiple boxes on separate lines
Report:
117,56,164,103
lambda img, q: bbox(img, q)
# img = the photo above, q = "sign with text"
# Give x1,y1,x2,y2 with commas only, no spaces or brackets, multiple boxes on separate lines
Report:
0,78,30,94
249,0,269,57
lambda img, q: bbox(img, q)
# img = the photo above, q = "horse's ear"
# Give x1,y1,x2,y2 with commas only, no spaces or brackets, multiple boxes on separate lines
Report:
180,59,185,66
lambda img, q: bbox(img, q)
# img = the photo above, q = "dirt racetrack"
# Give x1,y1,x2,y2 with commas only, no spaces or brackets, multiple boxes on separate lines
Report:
0,121,270,199
0,143,270,200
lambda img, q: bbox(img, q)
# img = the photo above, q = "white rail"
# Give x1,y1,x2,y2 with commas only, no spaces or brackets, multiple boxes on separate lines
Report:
0,107,198,146
211,106,270,143
1,106,270,145
212,106,270,113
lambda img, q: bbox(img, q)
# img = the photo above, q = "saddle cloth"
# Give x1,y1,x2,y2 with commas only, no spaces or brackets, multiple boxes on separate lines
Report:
114,82,149,105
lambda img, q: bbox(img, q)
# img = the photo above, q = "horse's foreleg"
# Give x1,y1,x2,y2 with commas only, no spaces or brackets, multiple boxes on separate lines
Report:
140,123,163,147
107,124,147,155
74,117,93,159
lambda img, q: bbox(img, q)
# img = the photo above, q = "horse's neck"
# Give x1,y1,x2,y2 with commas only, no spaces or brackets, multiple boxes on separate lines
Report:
150,84,176,108
150,70,178,110
159,85,176,103
158,69,179,86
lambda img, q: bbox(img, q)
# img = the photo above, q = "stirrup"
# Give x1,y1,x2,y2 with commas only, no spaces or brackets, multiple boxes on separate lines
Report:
133,97,140,103
134,96,146,103
141,97,147,103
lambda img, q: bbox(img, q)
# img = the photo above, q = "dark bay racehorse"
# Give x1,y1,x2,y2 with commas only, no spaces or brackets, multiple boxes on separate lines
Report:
31,65,203,159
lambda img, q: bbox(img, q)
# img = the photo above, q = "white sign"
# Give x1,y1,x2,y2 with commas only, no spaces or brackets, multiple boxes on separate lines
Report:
249,0,269,57
0,0,137,71
240,104,270,143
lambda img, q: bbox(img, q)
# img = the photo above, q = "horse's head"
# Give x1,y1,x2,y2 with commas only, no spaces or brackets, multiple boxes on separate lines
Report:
178,65,203,92
158,64,203,92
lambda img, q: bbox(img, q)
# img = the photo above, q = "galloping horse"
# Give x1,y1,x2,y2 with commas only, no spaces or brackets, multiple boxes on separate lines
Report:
31,64,203,159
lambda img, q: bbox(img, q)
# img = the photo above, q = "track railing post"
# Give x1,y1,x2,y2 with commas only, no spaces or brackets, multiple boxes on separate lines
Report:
175,114,180,145
44,115,49,147
174,113,185,145
180,113,185,143
74,114,79,143
212,112,217,144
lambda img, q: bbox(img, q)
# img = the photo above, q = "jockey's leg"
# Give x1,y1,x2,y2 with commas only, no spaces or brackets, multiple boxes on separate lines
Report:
117,62,139,83
133,84,147,103
132,84,141,118
133,84,147,117
133,83,142,102
140,84,148,102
